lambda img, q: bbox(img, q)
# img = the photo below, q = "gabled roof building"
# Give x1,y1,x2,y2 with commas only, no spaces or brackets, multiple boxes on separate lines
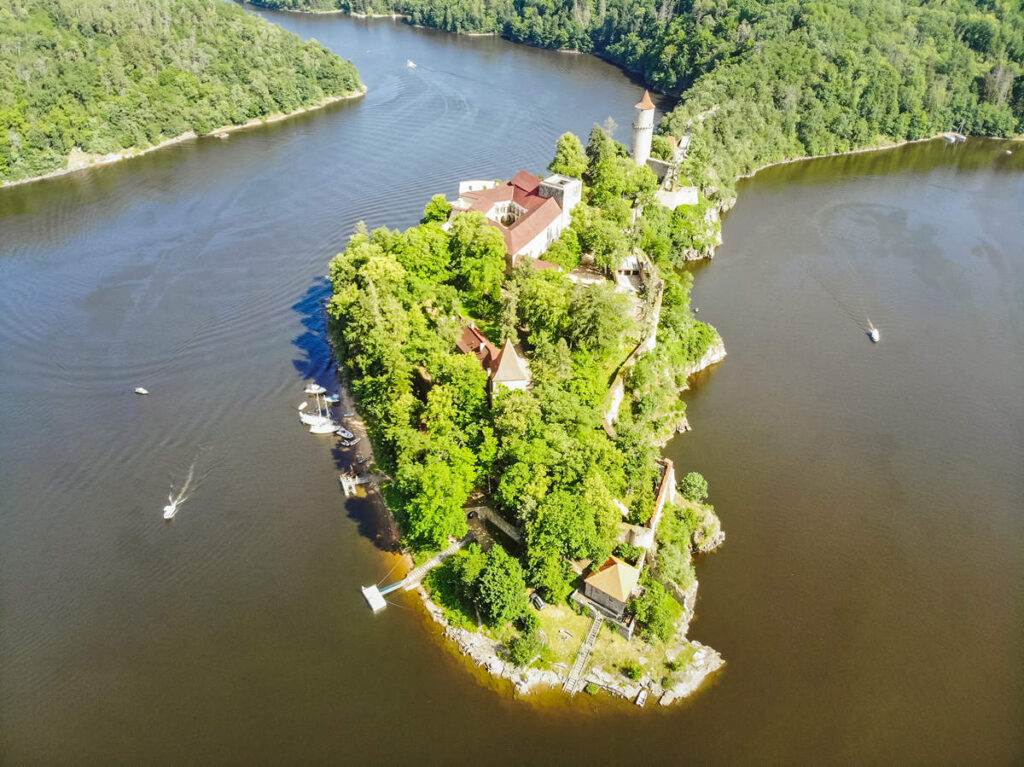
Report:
450,171,582,267
453,322,531,399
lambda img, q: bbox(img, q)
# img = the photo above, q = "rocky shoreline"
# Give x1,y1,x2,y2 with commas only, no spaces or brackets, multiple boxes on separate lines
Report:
0,88,367,190
415,580,724,704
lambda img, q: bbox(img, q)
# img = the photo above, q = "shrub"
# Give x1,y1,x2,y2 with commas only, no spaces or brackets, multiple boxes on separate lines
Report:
507,630,543,666
613,542,644,564
630,576,679,643
621,662,643,680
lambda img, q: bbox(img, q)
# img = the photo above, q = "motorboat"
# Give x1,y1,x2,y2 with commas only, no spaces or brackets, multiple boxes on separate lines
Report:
324,394,340,404
163,496,179,520
635,689,648,707
339,437,361,447
135,387,149,395
335,427,354,440
868,327,880,343
304,383,326,395
215,132,229,139
406,59,416,68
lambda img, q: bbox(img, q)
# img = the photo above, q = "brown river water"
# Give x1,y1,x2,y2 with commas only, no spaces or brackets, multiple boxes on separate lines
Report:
1,10,1021,765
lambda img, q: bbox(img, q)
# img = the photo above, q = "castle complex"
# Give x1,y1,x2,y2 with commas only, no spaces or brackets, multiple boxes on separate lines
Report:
450,170,582,267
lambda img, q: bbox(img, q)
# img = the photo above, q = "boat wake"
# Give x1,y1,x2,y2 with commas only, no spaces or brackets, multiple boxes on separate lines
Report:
163,455,201,520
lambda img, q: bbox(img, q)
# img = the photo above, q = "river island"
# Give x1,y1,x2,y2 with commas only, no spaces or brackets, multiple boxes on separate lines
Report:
328,92,728,704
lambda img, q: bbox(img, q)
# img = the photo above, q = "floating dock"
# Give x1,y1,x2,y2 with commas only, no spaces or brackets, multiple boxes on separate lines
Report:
361,585,387,613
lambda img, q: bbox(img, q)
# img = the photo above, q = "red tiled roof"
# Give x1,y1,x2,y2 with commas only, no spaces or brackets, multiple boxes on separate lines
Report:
458,171,563,257
509,170,541,193
503,196,561,256
455,323,499,373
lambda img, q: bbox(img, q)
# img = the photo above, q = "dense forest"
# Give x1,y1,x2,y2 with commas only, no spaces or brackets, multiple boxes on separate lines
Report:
251,0,1023,197
327,129,720,645
0,0,363,183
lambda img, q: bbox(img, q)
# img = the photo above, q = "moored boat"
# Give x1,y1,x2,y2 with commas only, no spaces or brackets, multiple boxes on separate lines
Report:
135,387,149,395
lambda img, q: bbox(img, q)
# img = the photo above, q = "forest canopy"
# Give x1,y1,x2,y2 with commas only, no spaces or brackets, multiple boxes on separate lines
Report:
0,0,364,183
250,0,1024,196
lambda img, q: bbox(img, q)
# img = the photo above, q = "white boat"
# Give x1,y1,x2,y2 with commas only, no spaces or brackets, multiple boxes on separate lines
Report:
215,132,229,139
324,394,340,404
134,387,149,395
310,420,339,434
298,401,308,411
301,393,335,426
406,59,416,68
342,412,355,418
163,496,178,519
635,689,648,707
335,427,354,440
868,328,880,343
304,383,326,395
943,134,957,143
339,437,361,447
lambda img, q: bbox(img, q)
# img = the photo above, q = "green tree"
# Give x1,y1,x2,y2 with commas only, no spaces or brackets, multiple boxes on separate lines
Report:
566,282,632,354
680,471,708,503
630,576,676,642
475,545,529,626
421,194,452,223
447,212,507,305
394,456,471,549
548,132,587,178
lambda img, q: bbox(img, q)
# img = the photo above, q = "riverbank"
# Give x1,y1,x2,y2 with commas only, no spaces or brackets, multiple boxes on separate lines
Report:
0,88,367,191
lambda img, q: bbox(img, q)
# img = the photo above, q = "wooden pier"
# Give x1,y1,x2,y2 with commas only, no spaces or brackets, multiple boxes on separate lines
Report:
563,615,604,694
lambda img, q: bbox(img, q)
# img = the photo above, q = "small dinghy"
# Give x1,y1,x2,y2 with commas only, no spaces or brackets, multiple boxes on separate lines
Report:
324,394,340,404
215,132,229,139
406,59,417,68
342,412,355,418
304,383,327,395
335,427,354,440
135,387,149,395
635,689,648,707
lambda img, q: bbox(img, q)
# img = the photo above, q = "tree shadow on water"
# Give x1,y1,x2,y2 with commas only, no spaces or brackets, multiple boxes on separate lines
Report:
291,276,400,554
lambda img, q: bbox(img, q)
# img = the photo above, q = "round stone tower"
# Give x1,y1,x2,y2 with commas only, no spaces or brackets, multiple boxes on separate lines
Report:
632,89,655,167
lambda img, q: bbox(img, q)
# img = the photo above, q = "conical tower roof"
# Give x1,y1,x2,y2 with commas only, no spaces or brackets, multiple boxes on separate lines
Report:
635,90,655,110
491,339,530,384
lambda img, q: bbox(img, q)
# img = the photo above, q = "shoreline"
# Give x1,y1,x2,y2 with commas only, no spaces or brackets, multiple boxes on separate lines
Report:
692,133,1018,258
0,87,367,191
